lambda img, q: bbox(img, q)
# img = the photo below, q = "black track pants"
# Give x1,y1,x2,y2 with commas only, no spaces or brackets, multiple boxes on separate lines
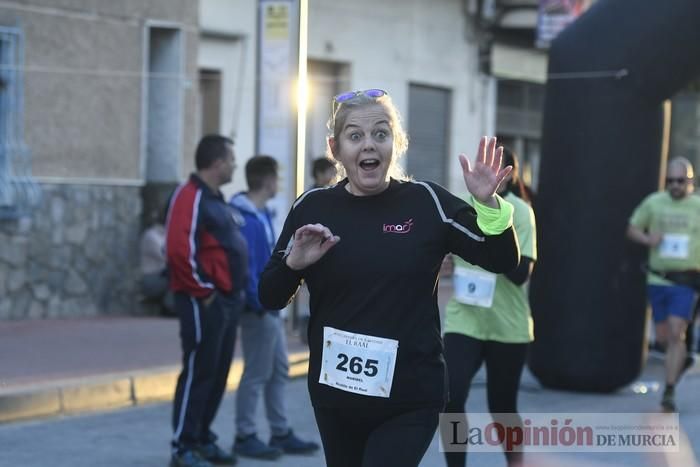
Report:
171,292,242,452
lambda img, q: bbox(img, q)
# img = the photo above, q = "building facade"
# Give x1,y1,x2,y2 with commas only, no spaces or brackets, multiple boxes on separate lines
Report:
475,0,700,190
0,1,199,319
470,0,547,191
11,0,673,320
199,0,497,203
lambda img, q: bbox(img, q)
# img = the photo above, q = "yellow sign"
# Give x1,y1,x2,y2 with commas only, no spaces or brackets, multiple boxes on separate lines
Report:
264,4,289,41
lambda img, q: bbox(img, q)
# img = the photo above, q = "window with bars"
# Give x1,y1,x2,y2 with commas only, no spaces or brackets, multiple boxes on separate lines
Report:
0,26,40,219
496,80,544,139
496,80,545,191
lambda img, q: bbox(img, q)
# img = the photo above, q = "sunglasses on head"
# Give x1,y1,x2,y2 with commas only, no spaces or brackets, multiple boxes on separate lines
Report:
666,177,691,185
332,88,387,114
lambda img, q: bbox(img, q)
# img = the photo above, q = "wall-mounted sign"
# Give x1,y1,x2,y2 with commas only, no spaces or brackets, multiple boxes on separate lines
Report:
536,0,593,48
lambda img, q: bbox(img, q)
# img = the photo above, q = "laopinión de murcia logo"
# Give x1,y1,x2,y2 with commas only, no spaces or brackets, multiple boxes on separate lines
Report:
439,413,681,453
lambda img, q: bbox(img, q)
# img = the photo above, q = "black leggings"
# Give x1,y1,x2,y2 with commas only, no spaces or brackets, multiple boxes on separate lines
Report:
442,333,528,467
314,405,439,467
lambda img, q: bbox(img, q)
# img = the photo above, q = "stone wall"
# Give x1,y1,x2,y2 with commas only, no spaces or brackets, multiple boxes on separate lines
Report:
0,183,143,320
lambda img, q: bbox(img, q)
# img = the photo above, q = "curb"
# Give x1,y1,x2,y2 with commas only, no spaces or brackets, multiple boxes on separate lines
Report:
0,351,310,424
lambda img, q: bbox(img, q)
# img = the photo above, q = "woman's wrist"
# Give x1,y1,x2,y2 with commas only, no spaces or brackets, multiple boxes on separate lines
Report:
284,254,303,271
474,195,499,209
472,194,514,235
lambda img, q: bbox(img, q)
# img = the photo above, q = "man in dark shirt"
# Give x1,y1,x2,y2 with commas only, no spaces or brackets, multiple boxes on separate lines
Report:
166,135,248,467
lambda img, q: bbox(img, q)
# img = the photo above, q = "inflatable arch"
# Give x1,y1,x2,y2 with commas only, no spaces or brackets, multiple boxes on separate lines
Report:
529,0,700,391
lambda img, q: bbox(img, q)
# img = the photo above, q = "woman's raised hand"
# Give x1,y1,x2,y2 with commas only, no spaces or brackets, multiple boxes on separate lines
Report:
459,136,512,208
285,224,340,270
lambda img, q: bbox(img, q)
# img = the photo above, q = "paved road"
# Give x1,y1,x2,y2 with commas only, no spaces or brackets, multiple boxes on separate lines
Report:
2,361,698,467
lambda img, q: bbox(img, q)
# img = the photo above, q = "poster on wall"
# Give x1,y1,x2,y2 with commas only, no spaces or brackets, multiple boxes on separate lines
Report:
536,0,593,48
257,0,297,230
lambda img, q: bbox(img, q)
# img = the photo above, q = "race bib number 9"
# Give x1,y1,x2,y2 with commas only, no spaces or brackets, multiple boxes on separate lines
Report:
453,266,497,308
659,234,690,259
319,327,398,398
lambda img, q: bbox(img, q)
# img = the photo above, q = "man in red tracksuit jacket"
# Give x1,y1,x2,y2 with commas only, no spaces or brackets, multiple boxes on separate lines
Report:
166,135,248,467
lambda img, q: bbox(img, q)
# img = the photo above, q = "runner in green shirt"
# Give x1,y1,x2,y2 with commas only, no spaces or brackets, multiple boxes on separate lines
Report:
627,157,700,412
441,147,536,467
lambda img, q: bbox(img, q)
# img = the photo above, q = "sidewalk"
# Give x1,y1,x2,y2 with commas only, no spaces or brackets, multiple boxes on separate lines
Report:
0,281,454,424
0,315,310,423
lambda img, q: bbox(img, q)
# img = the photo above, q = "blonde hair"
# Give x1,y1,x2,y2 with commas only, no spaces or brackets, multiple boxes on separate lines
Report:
325,92,410,181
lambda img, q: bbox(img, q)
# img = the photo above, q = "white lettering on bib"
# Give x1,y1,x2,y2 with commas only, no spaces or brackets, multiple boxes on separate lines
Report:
659,234,690,259
453,266,497,308
319,327,398,398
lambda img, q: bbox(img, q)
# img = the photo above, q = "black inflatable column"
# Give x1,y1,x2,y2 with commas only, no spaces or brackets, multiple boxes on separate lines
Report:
529,0,700,392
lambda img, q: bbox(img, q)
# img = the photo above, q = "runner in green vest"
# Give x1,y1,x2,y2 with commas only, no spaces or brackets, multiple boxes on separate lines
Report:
441,147,536,467
627,157,700,412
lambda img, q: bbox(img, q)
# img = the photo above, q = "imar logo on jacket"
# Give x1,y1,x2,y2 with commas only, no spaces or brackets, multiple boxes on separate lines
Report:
383,218,413,234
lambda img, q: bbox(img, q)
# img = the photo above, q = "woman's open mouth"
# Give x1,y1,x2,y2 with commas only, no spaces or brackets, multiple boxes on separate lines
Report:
359,159,380,171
